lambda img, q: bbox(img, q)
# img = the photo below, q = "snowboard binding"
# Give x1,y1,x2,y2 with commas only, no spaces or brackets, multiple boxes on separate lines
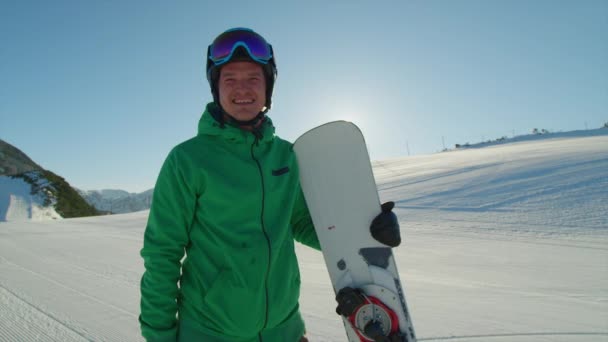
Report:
336,287,409,342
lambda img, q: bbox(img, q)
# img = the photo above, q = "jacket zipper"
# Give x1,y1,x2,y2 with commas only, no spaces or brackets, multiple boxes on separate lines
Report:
251,133,271,340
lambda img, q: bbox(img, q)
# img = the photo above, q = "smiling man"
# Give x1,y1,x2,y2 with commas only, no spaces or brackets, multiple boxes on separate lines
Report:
138,28,321,342
138,27,400,342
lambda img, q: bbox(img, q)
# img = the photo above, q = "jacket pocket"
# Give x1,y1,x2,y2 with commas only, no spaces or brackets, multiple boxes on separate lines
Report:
202,269,265,336
272,166,290,176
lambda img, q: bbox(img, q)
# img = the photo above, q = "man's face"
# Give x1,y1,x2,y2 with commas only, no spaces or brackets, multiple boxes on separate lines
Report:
218,61,266,121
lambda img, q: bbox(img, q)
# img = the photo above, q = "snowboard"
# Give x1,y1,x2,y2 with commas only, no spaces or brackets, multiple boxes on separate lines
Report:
294,121,416,342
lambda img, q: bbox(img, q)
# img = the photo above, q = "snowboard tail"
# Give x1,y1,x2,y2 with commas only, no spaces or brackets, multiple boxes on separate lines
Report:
294,121,416,342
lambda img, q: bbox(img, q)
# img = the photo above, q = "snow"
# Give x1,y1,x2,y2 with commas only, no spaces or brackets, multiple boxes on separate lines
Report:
454,128,608,151
0,132,607,341
0,176,61,222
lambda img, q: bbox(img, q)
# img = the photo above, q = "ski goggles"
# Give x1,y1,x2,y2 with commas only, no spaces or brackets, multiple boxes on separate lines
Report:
207,28,274,66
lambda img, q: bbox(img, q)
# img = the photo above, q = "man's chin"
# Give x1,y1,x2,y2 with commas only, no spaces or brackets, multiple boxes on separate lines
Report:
225,109,259,122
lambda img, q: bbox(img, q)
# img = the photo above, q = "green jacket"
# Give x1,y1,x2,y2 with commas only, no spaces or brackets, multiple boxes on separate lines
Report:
140,103,321,342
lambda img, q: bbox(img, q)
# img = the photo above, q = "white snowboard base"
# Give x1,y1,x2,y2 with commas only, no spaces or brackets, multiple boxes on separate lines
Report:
294,121,416,342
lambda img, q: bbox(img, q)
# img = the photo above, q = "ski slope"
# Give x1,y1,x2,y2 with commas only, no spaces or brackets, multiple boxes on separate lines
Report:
0,132,607,341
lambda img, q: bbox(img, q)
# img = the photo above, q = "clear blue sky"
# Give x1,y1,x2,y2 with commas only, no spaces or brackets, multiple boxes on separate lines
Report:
1,1,606,192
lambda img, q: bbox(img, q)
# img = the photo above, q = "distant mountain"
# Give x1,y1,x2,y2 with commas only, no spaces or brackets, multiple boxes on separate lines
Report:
0,140,99,221
0,139,44,176
78,188,153,214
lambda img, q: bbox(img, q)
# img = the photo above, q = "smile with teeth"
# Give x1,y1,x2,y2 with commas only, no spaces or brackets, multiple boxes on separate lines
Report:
233,98,255,105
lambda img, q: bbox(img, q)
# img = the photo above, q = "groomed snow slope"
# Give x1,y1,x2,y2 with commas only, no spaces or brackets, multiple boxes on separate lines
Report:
0,132,606,341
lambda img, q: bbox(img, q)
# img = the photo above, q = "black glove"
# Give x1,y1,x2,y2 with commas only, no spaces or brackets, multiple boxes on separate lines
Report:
370,201,401,247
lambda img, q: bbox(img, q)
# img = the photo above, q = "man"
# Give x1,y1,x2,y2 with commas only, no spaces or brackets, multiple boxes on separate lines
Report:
139,28,400,342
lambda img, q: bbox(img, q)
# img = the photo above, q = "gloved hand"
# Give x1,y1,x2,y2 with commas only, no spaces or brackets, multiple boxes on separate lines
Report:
370,201,401,247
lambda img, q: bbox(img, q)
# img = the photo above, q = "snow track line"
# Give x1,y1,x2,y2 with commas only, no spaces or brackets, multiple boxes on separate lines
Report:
0,283,91,341
418,331,608,341
0,254,138,319
19,239,141,289
406,223,608,251
437,215,608,234
62,258,140,289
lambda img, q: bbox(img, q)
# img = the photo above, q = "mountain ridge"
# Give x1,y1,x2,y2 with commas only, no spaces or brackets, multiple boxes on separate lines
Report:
0,140,99,221
0,139,44,176
77,188,153,214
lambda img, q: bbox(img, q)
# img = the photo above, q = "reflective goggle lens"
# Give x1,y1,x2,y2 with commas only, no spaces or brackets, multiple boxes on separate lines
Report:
209,29,272,63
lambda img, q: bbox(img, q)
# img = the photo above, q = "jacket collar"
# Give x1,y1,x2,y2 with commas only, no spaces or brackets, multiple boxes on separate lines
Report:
197,103,276,144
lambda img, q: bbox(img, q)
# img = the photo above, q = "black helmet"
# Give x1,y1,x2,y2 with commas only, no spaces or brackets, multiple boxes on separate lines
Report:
206,28,278,112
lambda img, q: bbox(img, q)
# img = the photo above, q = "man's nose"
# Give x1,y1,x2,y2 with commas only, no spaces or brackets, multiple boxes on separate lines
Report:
234,79,249,89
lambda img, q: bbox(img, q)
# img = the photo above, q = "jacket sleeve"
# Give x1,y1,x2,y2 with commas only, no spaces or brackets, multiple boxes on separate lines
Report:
139,148,197,342
291,184,321,251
